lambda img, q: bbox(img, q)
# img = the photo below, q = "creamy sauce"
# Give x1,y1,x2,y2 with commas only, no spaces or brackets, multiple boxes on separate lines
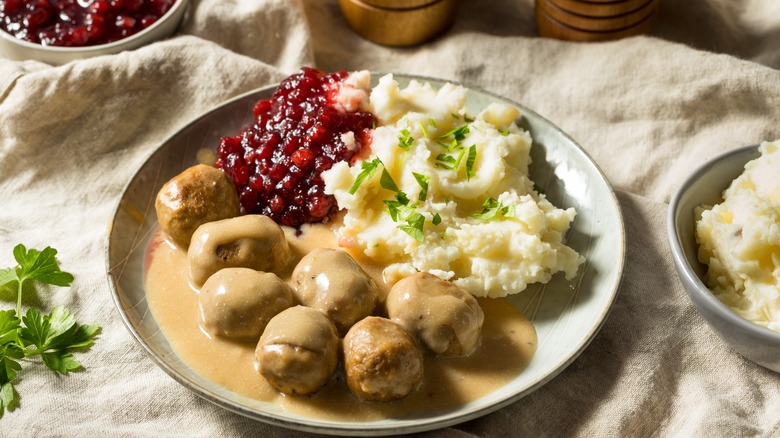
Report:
144,223,537,421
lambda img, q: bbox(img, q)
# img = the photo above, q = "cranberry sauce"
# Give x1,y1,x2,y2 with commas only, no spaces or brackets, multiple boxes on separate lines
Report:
0,0,176,47
216,68,375,228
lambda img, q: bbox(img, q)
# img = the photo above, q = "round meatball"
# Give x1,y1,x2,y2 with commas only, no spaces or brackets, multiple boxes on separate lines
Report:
343,317,423,402
198,268,293,340
291,248,378,335
155,164,240,248
256,306,339,395
386,272,484,357
188,214,291,287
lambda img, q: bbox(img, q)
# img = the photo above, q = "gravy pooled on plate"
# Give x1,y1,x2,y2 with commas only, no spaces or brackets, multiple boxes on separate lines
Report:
144,223,537,421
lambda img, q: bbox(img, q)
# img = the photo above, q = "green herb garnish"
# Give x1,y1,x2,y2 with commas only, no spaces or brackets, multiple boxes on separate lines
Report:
412,172,430,202
398,213,426,242
465,145,477,181
398,128,414,152
380,167,399,192
348,158,382,195
0,244,99,417
473,197,516,220
439,124,470,142
419,121,429,138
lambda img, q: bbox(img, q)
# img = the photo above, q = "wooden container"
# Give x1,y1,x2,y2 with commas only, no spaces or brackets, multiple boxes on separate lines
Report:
339,0,457,46
536,0,658,42
538,0,657,32
546,0,653,17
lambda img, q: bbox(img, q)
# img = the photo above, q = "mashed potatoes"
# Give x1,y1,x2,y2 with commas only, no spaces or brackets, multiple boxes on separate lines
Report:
323,74,584,298
696,140,780,332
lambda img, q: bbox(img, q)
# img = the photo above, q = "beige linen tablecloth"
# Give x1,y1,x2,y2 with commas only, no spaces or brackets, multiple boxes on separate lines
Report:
2,0,780,436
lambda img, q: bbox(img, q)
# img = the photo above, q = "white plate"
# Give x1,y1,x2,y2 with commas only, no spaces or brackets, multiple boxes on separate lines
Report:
106,73,625,435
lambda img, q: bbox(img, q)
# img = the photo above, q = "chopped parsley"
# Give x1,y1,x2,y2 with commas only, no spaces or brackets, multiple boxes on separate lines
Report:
412,172,429,202
465,145,477,181
348,158,382,195
473,197,516,220
379,167,399,192
398,213,426,243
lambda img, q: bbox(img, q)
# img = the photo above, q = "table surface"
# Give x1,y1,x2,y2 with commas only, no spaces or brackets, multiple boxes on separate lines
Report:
1,0,779,436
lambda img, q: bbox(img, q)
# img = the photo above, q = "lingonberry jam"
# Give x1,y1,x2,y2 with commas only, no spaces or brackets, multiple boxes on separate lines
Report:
216,68,375,228
0,0,176,47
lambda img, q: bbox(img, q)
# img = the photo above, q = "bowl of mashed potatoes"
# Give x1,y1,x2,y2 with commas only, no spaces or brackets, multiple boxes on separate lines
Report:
668,142,780,374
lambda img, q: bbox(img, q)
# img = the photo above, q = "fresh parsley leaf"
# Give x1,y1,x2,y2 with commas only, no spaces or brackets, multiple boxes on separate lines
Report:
348,158,382,195
394,190,410,206
398,128,413,152
384,200,403,221
428,118,437,128
19,308,49,351
499,129,510,136
0,269,16,291
432,212,442,225
465,145,477,181
419,121,429,138
0,327,23,416
384,200,418,222
13,245,74,288
1,378,17,416
19,306,99,363
438,124,470,142
473,197,516,220
435,147,467,172
0,310,20,346
398,213,426,242
41,350,81,374
412,172,429,202
2,245,74,315
435,153,457,170
379,167,399,192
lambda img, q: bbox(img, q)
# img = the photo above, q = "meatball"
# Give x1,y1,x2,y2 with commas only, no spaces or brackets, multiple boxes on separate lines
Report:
255,306,339,395
155,164,240,248
291,248,378,335
343,317,423,402
198,268,293,340
188,214,291,287
386,272,484,357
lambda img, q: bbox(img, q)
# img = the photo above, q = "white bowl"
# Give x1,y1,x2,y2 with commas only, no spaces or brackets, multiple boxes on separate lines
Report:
106,73,625,434
0,0,188,65
667,144,780,373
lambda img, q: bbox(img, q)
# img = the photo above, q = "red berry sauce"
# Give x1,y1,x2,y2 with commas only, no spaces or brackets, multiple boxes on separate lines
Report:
0,0,176,47
216,68,375,228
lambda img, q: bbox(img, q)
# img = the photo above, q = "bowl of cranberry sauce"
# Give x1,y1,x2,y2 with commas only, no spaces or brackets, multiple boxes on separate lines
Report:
0,0,189,64
216,67,376,228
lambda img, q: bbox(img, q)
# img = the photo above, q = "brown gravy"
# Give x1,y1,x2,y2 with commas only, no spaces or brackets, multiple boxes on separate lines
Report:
144,223,537,422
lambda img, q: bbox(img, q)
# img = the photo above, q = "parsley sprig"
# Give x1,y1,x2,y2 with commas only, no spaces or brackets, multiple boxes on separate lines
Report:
0,244,100,417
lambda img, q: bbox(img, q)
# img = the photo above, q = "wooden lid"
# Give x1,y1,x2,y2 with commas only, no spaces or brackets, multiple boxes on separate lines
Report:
538,0,657,32
536,2,657,41
339,0,457,46
546,0,653,17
